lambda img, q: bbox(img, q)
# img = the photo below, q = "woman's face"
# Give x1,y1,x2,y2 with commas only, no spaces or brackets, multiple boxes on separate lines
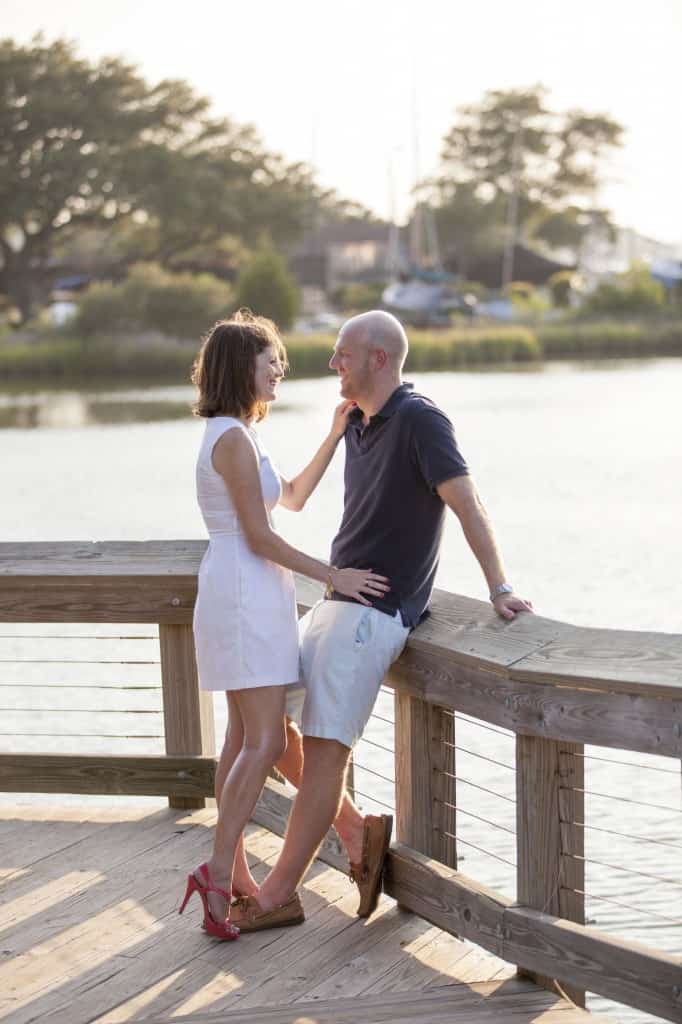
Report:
253,344,285,403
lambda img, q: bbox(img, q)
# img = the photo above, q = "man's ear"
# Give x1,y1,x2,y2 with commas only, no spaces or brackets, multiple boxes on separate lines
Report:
372,348,387,370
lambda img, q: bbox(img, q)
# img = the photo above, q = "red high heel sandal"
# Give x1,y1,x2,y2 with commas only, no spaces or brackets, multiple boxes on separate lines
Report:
179,862,240,940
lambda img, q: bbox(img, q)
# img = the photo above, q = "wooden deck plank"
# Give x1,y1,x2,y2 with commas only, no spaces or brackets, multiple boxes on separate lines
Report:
294,911,452,1002
0,802,612,1024
360,928,482,994
22,833,351,1024
92,853,357,1023
0,800,159,881
131,983,613,1024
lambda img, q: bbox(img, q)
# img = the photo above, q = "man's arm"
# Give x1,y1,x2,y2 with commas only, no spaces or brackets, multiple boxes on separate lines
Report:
436,475,533,620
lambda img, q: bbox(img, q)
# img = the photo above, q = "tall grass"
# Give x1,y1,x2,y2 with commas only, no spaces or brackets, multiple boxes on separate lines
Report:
1,320,680,384
537,321,682,358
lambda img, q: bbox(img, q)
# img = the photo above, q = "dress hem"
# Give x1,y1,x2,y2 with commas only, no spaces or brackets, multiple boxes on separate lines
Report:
199,676,301,692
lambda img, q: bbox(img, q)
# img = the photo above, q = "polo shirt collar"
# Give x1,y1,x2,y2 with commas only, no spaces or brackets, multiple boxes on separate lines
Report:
377,381,413,419
349,382,413,425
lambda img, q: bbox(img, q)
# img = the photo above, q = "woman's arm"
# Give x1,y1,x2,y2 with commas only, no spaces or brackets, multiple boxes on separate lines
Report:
212,427,388,605
279,400,355,511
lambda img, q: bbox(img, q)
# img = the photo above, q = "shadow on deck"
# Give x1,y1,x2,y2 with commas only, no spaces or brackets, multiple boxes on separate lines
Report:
0,801,614,1024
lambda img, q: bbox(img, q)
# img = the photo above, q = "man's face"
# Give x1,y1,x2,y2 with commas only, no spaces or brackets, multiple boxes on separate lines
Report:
329,331,371,401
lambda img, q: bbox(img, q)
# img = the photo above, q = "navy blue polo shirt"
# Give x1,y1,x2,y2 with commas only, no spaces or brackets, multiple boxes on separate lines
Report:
329,382,469,627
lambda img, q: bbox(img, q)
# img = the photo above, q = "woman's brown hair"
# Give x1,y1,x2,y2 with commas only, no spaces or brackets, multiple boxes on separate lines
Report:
191,309,288,421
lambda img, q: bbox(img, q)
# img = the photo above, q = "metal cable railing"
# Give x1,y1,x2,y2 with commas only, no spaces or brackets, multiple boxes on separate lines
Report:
566,819,682,852
0,630,164,751
560,785,682,816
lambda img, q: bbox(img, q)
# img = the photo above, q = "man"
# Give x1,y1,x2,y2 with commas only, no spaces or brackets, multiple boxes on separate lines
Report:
231,310,532,930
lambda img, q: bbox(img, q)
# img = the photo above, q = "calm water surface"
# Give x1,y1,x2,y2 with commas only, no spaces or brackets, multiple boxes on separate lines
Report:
1,360,681,1023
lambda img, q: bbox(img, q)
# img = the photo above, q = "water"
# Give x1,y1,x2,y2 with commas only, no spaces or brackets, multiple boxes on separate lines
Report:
1,360,681,1022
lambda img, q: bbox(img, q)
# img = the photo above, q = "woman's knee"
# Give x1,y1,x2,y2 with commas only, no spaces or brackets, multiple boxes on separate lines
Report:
243,724,287,765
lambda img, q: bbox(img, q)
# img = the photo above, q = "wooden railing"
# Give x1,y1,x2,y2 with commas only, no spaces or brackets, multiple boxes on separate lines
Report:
1,541,681,1022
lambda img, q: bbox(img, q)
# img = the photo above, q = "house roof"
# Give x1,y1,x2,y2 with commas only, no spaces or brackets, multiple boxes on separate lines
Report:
467,244,574,287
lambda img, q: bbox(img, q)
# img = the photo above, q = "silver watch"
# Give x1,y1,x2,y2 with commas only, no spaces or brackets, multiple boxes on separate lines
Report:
490,582,514,602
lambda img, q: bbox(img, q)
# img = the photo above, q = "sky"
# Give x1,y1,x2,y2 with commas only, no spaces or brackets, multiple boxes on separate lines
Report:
4,0,682,248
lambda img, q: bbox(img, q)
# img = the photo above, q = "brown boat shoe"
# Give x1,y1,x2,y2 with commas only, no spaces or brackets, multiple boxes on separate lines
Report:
349,813,393,918
228,891,305,932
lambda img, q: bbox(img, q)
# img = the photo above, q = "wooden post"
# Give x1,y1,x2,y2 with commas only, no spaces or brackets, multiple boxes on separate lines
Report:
395,694,457,868
159,623,215,809
516,734,585,1005
433,707,457,869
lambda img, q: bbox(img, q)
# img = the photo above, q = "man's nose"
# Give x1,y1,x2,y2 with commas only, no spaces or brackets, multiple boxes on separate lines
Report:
329,353,337,370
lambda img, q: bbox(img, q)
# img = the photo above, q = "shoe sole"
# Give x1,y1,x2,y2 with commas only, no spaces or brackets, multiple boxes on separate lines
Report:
358,813,393,919
232,913,305,933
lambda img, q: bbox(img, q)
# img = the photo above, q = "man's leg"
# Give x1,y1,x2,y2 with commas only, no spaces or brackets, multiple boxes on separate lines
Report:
221,713,365,893
276,721,366,863
255,735,350,910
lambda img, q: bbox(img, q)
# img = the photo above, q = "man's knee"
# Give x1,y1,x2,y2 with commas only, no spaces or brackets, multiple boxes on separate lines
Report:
302,735,351,776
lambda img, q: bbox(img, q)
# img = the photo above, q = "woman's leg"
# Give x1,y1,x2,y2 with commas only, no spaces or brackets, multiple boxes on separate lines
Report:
204,686,287,921
214,694,259,896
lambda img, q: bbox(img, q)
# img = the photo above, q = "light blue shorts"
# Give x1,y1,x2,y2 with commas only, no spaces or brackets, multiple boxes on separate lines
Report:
286,600,410,749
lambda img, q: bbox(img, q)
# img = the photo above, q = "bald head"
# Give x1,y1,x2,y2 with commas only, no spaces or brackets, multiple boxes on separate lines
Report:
339,310,408,370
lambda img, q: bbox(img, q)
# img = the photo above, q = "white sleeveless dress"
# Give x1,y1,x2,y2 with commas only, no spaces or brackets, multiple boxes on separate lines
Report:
193,416,299,691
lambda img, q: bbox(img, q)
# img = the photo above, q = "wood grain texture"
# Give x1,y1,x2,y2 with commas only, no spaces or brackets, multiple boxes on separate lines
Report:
503,905,682,1024
1,543,680,702
395,696,457,868
516,736,585,1004
0,797,632,1024
385,842,682,1024
0,540,207,576
133,985,608,1024
433,706,457,868
394,693,436,858
0,578,197,623
385,843,510,958
387,647,682,758
159,623,214,809
0,753,215,797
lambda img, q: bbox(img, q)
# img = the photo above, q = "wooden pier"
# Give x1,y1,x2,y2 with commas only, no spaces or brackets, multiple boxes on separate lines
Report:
1,541,681,1024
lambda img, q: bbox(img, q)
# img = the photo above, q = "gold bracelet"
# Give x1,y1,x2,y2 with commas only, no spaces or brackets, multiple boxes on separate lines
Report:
324,567,336,599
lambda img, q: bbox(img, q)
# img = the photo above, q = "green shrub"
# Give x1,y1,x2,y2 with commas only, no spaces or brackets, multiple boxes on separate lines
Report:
281,334,335,377
331,281,386,311
74,263,233,340
74,281,137,337
584,263,665,316
235,246,300,330
548,271,576,308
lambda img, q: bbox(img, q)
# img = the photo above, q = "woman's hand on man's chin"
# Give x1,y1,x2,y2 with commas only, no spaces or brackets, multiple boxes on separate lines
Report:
330,400,356,441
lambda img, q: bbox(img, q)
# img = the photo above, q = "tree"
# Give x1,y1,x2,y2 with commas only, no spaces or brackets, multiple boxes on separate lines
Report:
0,36,350,320
430,180,507,277
74,262,233,339
0,36,213,319
235,245,300,330
427,87,622,277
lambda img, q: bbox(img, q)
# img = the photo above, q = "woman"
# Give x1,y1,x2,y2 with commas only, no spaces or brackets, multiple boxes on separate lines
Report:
179,310,388,940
